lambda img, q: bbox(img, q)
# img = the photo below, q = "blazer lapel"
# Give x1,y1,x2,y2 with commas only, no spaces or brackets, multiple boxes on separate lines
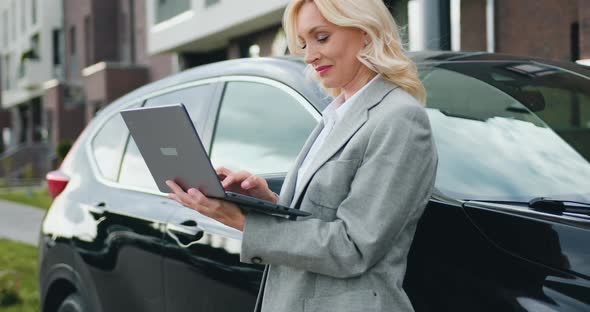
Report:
289,76,398,207
278,121,324,207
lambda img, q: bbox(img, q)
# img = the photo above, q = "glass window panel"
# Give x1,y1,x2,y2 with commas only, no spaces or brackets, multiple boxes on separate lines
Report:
118,137,158,190
420,66,590,202
91,110,133,181
155,0,191,23
210,81,317,174
118,84,215,190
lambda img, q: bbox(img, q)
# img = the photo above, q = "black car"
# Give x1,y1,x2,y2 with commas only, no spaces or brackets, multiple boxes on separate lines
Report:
40,52,590,312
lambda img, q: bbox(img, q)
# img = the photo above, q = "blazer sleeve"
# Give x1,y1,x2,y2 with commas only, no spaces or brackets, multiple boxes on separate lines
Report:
240,103,438,278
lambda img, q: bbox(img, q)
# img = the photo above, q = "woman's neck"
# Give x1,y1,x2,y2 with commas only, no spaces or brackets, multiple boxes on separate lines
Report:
342,71,378,102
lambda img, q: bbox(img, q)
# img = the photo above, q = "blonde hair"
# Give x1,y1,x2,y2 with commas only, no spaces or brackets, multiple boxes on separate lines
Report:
283,0,426,105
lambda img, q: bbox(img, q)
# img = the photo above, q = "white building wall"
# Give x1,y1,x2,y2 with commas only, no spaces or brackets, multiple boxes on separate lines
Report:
0,0,63,109
147,0,289,54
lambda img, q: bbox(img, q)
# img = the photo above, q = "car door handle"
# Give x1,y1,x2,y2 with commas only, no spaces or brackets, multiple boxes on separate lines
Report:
166,220,204,248
82,202,107,220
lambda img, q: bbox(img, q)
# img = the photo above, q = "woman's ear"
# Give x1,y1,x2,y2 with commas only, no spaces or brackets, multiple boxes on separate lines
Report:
363,32,370,46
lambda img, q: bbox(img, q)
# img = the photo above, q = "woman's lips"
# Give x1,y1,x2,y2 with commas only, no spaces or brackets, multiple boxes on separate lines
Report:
316,65,332,77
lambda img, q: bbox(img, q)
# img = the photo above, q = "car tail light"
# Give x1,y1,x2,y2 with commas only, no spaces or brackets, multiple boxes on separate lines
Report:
46,170,70,199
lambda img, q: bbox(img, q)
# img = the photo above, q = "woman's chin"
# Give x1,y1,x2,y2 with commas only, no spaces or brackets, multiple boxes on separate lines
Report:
319,78,338,89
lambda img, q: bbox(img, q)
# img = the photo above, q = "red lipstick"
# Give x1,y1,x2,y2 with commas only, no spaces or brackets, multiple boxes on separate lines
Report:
315,65,332,77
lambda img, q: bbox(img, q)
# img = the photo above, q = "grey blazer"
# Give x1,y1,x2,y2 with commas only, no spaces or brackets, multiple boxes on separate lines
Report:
241,76,438,312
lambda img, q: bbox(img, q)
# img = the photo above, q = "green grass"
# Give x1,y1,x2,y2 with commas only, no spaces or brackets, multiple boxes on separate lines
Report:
0,188,52,210
0,239,39,312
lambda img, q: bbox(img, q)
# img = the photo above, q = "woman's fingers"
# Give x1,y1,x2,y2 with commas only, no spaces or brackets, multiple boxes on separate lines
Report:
166,180,192,204
221,170,252,189
166,181,206,208
215,166,231,181
242,174,265,190
166,179,246,231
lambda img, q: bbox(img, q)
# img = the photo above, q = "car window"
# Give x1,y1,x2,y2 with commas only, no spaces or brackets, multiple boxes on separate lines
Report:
118,83,215,191
210,81,317,174
420,65,590,202
91,104,138,181
144,82,216,133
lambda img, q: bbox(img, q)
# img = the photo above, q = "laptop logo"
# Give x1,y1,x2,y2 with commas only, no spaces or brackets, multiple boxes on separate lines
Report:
160,147,178,156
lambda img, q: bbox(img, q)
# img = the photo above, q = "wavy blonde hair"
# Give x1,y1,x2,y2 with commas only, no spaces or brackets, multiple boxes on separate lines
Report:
283,0,426,105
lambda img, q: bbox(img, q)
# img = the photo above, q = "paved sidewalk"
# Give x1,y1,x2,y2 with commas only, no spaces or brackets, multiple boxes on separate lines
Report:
0,199,45,246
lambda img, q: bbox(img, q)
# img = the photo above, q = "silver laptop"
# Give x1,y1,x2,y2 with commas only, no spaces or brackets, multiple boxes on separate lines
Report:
120,103,310,219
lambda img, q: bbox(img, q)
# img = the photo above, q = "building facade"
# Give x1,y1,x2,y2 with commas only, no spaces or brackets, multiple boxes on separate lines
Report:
45,0,175,175
0,0,589,179
145,0,453,69
0,0,175,179
459,0,590,63
0,0,62,179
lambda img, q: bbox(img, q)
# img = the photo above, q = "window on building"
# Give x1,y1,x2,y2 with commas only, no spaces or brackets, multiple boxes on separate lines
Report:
52,29,61,66
69,26,78,78
210,81,317,174
31,0,37,25
1,57,5,90
20,0,26,33
128,0,136,64
52,29,64,79
2,10,7,48
84,16,92,67
155,0,191,24
571,22,580,62
119,12,130,63
205,0,220,8
11,1,16,42
4,54,10,90
70,26,77,56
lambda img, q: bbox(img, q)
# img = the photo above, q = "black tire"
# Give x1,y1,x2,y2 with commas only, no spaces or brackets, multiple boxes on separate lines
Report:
57,293,87,312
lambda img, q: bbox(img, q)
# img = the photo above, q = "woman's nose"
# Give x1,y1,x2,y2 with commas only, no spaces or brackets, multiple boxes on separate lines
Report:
304,47,319,65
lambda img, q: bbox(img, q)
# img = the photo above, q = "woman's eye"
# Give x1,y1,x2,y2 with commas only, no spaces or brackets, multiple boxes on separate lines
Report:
299,43,307,50
317,35,329,43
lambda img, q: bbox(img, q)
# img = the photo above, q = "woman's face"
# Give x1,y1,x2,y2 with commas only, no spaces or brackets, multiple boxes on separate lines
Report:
296,1,371,94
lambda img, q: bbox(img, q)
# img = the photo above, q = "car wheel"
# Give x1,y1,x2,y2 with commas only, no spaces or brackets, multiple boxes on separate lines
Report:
57,293,87,312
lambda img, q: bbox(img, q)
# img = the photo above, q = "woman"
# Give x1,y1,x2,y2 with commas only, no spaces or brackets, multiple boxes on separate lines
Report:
166,0,438,311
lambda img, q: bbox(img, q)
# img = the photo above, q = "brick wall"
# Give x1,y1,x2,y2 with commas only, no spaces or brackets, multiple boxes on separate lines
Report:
460,0,487,51
580,0,590,59
44,83,85,150
495,0,578,61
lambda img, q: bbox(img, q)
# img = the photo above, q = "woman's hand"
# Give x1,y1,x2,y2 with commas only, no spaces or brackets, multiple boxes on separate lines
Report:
215,167,278,204
166,180,246,231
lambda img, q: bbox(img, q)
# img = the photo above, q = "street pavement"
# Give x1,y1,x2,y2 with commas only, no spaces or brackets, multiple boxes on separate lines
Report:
0,199,45,246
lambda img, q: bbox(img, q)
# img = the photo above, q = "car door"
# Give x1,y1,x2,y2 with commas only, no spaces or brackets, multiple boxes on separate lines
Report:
404,63,590,312
462,201,590,310
161,77,319,311
76,101,173,312
94,81,222,311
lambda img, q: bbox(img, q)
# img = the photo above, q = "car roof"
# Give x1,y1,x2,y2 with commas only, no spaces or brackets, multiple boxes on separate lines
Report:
100,51,590,118
101,56,330,117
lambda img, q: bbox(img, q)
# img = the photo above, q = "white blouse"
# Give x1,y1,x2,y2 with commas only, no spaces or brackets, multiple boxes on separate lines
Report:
291,74,381,207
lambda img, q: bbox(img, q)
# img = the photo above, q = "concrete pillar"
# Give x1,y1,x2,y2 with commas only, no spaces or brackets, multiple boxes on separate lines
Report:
408,0,443,51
